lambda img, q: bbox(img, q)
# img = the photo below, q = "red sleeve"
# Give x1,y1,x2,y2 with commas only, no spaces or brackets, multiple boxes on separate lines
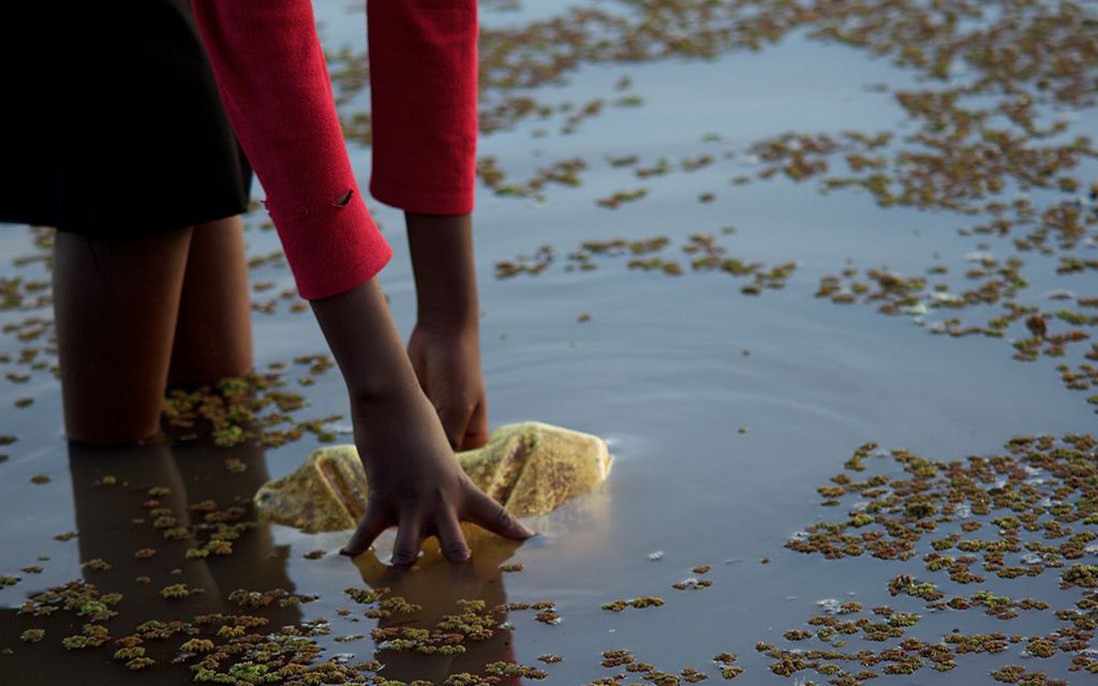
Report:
367,0,478,214
191,0,392,300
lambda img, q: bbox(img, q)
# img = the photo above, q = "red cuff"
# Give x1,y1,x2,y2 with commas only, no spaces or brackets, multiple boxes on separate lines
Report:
267,190,393,300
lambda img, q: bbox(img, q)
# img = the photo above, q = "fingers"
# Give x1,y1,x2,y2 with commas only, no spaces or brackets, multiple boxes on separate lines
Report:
438,403,473,451
466,489,535,540
434,512,472,563
408,346,430,396
341,505,389,557
459,400,489,451
391,511,425,566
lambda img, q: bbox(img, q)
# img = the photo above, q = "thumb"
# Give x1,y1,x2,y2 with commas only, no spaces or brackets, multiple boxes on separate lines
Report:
438,403,473,451
459,400,489,451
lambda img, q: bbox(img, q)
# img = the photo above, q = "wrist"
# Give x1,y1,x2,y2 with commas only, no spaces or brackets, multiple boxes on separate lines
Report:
406,212,480,335
416,301,480,336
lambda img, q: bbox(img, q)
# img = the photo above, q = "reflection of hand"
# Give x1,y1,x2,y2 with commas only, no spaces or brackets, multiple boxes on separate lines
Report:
408,322,488,451
350,536,522,685
341,390,532,564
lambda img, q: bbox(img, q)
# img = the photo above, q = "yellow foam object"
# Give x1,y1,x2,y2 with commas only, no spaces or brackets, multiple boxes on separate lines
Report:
254,422,612,532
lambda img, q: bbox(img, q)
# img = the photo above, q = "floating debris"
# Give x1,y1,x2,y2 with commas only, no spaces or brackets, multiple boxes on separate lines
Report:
601,596,665,612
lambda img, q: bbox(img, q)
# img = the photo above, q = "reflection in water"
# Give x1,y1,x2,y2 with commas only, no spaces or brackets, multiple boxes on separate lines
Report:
1,424,614,684
0,437,298,685
352,538,523,686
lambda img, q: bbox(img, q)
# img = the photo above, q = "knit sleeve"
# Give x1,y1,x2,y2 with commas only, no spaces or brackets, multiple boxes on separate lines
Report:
191,0,391,300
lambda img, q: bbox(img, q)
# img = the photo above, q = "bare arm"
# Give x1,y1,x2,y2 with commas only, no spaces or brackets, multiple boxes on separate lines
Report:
311,281,532,562
405,212,489,450
192,1,530,560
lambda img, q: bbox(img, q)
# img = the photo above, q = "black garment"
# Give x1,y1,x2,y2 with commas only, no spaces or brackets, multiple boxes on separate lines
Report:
0,1,251,238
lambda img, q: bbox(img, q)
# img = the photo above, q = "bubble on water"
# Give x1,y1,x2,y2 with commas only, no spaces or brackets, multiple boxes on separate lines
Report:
790,530,811,542
954,503,972,519
1021,553,1044,566
928,292,963,304
648,550,664,561
817,598,841,614
964,251,995,262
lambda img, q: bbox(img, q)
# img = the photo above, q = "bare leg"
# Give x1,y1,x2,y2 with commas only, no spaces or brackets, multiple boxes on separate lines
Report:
52,228,193,445
168,215,253,387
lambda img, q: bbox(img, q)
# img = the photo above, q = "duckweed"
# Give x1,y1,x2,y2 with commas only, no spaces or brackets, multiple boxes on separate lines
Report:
2,2,1097,684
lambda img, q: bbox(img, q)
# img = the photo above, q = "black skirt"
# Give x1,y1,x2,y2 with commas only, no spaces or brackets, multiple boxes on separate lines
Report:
0,1,252,239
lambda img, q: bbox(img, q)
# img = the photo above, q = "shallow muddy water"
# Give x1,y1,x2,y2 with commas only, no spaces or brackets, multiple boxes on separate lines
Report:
1,1,1097,684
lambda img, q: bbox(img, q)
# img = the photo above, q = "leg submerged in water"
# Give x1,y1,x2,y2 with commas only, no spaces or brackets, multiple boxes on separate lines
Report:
168,215,254,388
52,228,193,445
52,214,253,445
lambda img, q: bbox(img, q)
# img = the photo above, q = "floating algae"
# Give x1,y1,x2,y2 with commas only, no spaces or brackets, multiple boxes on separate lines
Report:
764,434,1098,684
254,422,612,532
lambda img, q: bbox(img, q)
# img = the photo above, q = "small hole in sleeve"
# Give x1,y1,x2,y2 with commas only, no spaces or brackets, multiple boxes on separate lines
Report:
334,189,354,207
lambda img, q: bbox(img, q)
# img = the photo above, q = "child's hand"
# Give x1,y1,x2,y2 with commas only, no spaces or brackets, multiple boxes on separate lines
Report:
404,211,487,451
340,391,532,563
408,322,488,451
311,256,516,566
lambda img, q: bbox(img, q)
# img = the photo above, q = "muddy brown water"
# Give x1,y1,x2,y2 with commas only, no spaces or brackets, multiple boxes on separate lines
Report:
1,1,1096,684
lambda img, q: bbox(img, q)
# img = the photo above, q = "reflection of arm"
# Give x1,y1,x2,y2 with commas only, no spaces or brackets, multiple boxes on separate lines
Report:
192,0,391,299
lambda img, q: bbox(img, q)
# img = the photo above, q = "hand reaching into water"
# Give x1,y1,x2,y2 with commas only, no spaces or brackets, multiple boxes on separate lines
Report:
341,390,529,563
311,279,532,565
408,322,488,451
405,212,489,451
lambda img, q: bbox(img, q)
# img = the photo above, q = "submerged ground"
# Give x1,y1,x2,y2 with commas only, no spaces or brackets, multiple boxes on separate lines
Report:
1,1,1096,684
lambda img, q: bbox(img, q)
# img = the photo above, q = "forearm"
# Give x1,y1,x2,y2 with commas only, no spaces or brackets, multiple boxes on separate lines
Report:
310,279,421,406
406,212,480,334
